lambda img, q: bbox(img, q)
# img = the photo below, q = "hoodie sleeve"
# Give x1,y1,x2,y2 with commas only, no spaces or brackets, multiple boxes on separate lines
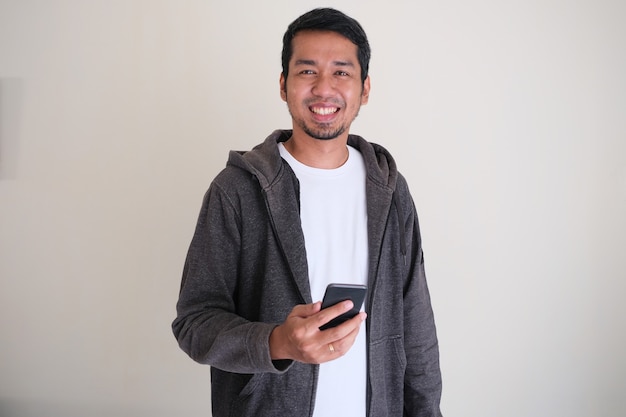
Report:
398,177,444,416
172,181,292,374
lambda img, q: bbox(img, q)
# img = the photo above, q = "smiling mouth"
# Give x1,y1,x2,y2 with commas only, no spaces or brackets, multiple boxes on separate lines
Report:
310,106,339,116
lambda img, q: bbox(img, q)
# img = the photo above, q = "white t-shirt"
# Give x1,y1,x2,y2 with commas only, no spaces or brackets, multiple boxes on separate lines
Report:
279,142,368,417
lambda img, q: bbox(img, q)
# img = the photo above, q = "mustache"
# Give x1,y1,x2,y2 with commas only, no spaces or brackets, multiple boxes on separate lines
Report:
304,97,345,107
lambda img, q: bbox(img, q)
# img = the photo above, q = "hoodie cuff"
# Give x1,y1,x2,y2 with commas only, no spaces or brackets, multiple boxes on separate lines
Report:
247,323,294,373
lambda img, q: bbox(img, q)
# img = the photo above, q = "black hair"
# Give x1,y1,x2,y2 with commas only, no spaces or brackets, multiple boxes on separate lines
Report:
281,8,371,85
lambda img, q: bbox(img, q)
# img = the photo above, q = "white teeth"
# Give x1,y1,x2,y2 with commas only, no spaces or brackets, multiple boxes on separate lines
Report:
311,107,338,115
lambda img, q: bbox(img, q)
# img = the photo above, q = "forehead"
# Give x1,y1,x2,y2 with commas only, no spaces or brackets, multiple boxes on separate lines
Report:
290,30,359,64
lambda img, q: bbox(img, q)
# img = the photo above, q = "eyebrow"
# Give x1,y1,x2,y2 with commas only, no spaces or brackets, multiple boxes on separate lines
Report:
294,59,355,67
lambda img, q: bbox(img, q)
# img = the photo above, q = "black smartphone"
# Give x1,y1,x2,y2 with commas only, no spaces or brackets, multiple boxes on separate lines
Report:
319,283,367,330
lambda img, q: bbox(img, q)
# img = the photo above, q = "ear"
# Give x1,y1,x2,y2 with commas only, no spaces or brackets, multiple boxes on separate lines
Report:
279,73,287,102
360,76,371,105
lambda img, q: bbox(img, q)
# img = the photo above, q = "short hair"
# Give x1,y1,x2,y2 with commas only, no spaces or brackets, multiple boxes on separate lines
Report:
281,8,371,85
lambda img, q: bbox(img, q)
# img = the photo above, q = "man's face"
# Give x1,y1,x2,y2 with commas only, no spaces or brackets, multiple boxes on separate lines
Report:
280,30,370,141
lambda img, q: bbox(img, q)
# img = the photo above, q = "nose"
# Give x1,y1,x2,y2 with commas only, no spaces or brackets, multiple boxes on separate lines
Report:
311,72,335,97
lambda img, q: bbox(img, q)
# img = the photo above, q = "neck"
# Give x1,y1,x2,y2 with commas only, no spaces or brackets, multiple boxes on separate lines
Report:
283,134,349,169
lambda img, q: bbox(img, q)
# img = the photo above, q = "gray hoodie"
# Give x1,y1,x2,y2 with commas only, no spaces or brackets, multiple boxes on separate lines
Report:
172,130,442,416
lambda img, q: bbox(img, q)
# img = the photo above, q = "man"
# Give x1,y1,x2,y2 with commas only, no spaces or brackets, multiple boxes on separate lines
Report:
173,8,443,417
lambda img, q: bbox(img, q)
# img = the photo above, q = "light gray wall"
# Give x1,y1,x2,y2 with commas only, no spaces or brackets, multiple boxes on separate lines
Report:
1,1,624,416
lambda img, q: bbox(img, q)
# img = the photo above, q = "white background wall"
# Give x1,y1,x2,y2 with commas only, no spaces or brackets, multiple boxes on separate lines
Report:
1,1,624,416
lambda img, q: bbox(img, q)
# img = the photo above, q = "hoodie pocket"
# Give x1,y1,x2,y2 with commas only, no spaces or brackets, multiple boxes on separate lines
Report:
368,335,406,415
228,373,265,417
237,372,264,399
372,334,407,368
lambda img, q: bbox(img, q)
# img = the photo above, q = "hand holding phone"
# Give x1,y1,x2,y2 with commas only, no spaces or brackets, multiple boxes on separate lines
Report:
319,283,367,330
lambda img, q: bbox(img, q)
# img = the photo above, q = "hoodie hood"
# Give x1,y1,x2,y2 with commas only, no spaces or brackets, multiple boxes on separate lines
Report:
226,129,399,193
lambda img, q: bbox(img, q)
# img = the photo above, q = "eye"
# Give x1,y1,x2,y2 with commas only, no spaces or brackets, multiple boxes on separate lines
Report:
335,70,350,76
299,69,316,75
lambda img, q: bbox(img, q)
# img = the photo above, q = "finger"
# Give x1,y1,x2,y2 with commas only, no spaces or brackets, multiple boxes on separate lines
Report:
289,301,322,318
315,300,354,327
321,311,367,342
323,327,358,359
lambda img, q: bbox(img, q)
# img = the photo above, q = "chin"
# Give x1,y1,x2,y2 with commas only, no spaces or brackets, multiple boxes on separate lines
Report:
304,127,346,141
